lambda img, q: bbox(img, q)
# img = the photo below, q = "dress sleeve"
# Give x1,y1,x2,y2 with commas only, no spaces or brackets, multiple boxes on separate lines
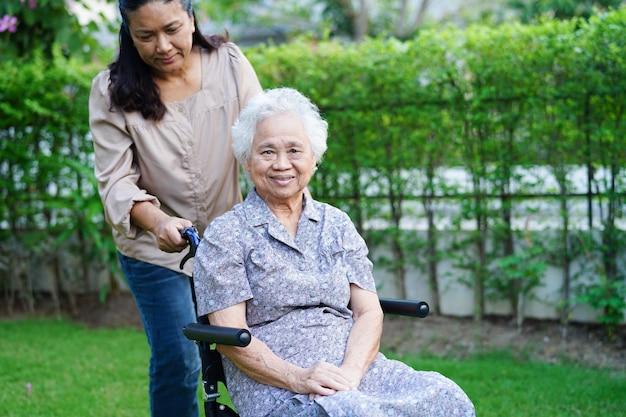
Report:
339,211,377,293
193,213,253,317
225,42,263,109
88,70,159,239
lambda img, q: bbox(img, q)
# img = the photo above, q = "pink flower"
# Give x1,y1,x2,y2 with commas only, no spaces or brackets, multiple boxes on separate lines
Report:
0,15,18,33
28,0,36,9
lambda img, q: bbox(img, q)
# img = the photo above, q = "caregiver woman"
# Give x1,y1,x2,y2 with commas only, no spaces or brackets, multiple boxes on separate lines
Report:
88,0,262,415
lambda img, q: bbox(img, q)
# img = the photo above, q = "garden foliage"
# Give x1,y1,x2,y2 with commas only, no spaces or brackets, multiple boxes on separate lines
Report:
0,51,119,315
1,9,624,330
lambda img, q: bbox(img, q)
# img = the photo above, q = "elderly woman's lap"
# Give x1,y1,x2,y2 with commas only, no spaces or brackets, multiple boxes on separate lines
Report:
264,356,474,417
267,399,330,417
315,355,475,417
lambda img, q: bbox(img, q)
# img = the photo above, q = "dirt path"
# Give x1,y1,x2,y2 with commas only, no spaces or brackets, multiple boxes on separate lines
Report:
381,314,626,371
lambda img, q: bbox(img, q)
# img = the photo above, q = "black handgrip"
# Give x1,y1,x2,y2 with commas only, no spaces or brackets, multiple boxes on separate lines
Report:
183,322,252,347
380,298,429,318
179,226,201,269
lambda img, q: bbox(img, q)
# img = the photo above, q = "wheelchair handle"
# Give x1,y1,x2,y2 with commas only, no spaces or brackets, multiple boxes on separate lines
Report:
180,226,201,269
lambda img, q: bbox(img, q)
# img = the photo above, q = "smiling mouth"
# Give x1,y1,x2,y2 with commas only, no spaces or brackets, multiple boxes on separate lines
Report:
160,55,176,64
272,176,295,185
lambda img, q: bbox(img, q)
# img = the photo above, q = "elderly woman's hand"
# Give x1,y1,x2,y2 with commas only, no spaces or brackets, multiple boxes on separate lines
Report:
293,361,358,401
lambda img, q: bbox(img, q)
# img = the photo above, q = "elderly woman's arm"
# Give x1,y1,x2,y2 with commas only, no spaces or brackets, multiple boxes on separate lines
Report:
340,284,384,389
210,302,354,397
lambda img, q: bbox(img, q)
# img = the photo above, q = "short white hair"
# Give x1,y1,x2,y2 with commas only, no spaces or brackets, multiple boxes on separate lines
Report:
231,87,328,166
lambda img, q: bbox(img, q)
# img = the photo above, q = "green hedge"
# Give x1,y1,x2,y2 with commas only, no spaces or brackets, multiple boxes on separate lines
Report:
245,10,626,328
1,10,624,328
0,51,118,314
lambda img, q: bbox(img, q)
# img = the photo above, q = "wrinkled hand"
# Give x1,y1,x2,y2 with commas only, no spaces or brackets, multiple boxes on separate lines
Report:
154,217,192,253
293,362,361,401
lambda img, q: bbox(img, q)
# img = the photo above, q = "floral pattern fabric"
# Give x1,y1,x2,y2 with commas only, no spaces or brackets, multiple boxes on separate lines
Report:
194,190,475,417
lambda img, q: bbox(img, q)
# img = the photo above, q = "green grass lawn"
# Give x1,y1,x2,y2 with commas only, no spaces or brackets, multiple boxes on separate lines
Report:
0,319,150,417
388,351,626,417
1,319,625,417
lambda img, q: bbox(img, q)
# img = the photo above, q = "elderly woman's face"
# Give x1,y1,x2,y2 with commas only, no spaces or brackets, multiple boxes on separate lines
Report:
245,113,316,205
126,0,195,78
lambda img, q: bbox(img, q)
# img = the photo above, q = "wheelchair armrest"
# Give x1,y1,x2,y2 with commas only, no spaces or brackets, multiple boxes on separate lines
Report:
184,299,427,346
183,322,252,347
380,298,429,318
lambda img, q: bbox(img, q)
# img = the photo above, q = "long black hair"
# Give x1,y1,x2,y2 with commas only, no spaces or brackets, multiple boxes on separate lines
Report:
108,0,228,121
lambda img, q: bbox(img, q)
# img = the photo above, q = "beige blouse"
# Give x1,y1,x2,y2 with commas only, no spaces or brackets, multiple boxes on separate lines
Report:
89,43,262,275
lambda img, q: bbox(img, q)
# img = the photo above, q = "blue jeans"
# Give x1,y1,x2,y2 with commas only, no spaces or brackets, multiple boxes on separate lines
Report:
118,253,200,417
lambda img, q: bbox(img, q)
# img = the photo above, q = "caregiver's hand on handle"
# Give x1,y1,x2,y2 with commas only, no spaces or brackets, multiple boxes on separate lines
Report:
130,201,192,253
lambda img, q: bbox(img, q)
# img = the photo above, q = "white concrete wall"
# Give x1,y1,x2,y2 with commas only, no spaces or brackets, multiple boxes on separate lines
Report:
370,237,620,324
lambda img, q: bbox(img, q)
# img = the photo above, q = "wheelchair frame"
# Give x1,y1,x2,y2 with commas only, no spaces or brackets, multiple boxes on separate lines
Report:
180,227,429,417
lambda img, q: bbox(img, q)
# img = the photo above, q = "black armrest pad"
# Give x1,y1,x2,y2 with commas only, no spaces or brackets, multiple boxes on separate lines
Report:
183,322,251,346
380,298,429,318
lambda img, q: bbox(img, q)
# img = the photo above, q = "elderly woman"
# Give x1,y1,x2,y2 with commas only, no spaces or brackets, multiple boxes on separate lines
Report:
193,88,475,417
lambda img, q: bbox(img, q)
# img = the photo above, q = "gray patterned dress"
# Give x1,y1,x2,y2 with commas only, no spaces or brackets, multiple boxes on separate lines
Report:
194,190,475,417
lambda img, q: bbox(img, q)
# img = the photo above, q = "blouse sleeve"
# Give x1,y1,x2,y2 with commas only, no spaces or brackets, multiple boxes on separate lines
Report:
225,42,263,109
339,210,377,293
88,70,159,239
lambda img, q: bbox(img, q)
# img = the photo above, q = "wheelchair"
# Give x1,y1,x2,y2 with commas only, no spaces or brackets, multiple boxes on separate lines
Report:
180,227,430,417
